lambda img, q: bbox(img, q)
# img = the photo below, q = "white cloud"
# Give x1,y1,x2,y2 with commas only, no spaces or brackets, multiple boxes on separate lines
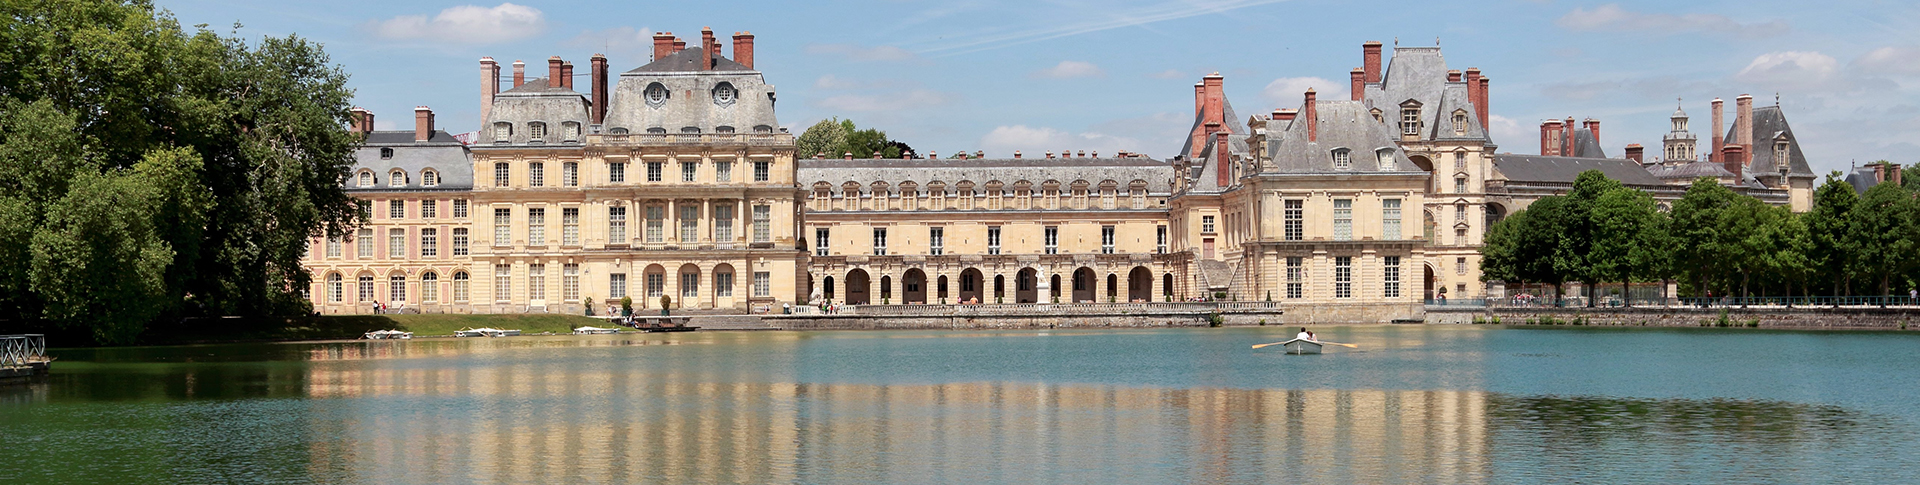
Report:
978,125,1144,157
368,3,546,45
1736,51,1839,90
1486,115,1529,149
814,74,859,90
815,89,956,112
1854,46,1920,75
566,26,653,64
804,43,921,62
1030,61,1105,79
1149,69,1185,79
1260,77,1345,108
1556,4,1788,38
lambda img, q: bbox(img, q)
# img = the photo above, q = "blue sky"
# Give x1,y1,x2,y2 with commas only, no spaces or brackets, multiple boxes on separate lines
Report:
163,0,1920,174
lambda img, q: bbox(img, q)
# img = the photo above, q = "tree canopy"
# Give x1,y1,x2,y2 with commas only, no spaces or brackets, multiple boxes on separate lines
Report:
797,118,914,159
0,0,361,343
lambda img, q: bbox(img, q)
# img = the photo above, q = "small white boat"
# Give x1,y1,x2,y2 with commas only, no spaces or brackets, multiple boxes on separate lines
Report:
1281,338,1323,355
573,326,619,335
362,329,413,340
454,327,522,338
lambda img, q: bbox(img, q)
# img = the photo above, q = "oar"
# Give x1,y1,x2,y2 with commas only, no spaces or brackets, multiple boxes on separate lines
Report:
1251,341,1289,349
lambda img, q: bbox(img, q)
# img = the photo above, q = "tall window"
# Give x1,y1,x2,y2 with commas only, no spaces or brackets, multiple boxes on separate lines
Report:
1377,148,1396,171
1334,256,1353,298
928,227,943,255
715,162,732,183
528,122,546,141
1383,256,1401,298
1332,149,1352,170
1455,177,1467,194
1382,199,1402,240
646,162,663,182
423,171,439,187
1454,151,1467,172
609,162,626,183
452,228,469,255
494,162,509,187
873,228,888,256
563,122,580,141
679,205,699,242
390,274,407,302
562,208,579,246
1456,203,1467,223
388,200,405,219
356,228,373,258
815,228,831,256
325,237,342,258
358,275,374,302
609,273,627,299
563,162,578,186
389,170,406,187
1400,107,1421,135
452,271,469,302
1156,225,1167,253
527,208,546,245
681,272,698,299
1286,257,1304,299
1202,215,1216,233
494,264,511,302
422,199,437,219
327,273,343,302
529,162,544,187
1100,226,1115,254
753,271,771,297
714,204,734,242
1284,200,1303,241
358,171,372,187
1453,111,1468,135
453,199,468,218
716,271,734,297
493,208,511,245
646,272,664,298
608,207,627,244
421,272,438,303
753,161,771,182
645,206,664,243
752,205,770,243
563,264,580,301
681,162,697,182
987,226,1001,255
421,228,438,257
493,122,511,142
1333,199,1353,241
528,264,545,301
1044,226,1059,254
1457,256,1469,275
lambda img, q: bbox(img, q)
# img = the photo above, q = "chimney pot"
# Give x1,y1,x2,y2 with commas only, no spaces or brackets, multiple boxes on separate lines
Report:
1078,150,1086,158
653,32,675,61
732,31,756,69
1015,151,1023,159
1275,109,1298,122
1350,68,1366,101
561,62,574,89
1303,89,1319,142
1045,151,1053,159
512,60,525,87
1362,41,1383,84
1214,131,1232,187
547,57,563,88
1710,98,1725,163
590,54,609,124
1447,70,1462,82
1477,76,1491,130
414,106,434,142
1625,144,1644,163
480,58,498,126
350,107,373,134
844,152,853,160
700,27,715,71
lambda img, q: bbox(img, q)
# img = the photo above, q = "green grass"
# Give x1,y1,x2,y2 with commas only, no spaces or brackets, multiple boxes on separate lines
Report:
136,313,608,346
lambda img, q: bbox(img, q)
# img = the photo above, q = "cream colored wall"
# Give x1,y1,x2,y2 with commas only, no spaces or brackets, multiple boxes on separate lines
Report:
305,191,479,314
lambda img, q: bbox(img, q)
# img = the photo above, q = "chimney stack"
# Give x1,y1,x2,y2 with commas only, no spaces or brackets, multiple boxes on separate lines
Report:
1541,119,1563,156
1014,150,1023,159
1624,144,1644,163
590,54,608,124
1078,150,1086,158
512,60,525,87
1464,68,1482,127
1045,151,1054,159
700,27,715,70
1350,68,1365,101
1362,41,1383,84
480,58,498,125
1563,117,1576,156
1203,73,1225,129
1215,131,1232,187
1722,145,1746,180
1274,108,1298,122
414,106,434,142
1710,98,1724,163
561,62,574,89
349,107,373,134
673,37,686,53
1304,88,1319,143
1447,70,1462,82
1734,94,1755,164
732,31,755,69
1477,76,1491,130
653,32,675,61
1585,118,1600,147
548,57,563,88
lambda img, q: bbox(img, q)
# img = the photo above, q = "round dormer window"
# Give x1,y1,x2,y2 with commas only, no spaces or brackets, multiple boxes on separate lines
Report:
712,82,737,106
644,82,669,106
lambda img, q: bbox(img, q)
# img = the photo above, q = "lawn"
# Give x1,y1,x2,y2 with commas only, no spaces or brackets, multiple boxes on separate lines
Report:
133,313,610,345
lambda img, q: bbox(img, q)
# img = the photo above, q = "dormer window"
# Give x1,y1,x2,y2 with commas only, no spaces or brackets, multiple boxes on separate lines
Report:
357,171,373,187
609,127,629,135
379,147,394,159
492,122,512,142
1376,148,1396,171
646,127,667,134
1332,148,1352,171
389,170,406,187
422,170,439,187
528,122,547,141
1399,102,1422,136
644,82,669,106
1370,108,1384,123
712,82,737,106
680,127,701,134
562,122,580,141
1452,110,1468,135
715,125,736,133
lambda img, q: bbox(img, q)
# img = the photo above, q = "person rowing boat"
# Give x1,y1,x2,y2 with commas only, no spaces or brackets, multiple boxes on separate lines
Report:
1295,327,1316,342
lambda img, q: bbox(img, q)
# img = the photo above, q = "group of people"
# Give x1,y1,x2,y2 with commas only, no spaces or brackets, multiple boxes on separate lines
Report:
1295,328,1317,342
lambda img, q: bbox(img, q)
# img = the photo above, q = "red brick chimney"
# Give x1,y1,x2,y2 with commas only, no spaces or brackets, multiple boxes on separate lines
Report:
700,27,715,70
1349,68,1365,101
414,106,434,142
1304,88,1318,143
1734,94,1754,164
1447,70,1462,82
1624,144,1644,163
349,107,373,134
1710,98,1724,163
480,58,498,124
1540,120,1562,156
1203,73,1225,129
673,37,686,53
1215,131,1232,187
590,54,608,124
1563,117,1576,156
1722,145,1746,180
561,61,573,89
1362,41,1382,84
547,57,563,88
1014,150,1022,159
512,60,525,88
732,31,755,69
653,32,674,61
1477,76,1491,130
1464,68,1482,122
1274,108,1297,122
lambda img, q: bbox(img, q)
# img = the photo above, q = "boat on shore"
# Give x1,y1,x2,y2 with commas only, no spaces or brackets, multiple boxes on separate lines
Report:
362,330,413,340
454,328,522,338
1281,338,1323,355
573,326,620,335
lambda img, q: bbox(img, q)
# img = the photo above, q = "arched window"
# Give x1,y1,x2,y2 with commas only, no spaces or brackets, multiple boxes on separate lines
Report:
390,273,407,302
326,273,343,302
715,125,736,133
452,271,470,302
680,126,701,134
421,271,438,303
422,170,439,187
1331,148,1352,170
1399,101,1422,135
389,170,406,187
1452,109,1468,135
357,274,374,302
609,127,629,135
357,171,373,187
646,127,667,134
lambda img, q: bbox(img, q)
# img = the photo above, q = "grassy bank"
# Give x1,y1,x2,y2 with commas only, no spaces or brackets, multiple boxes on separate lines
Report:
131,314,608,346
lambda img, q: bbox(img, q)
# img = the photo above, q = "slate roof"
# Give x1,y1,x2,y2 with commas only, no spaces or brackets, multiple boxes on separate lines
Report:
1262,99,1422,174
1176,98,1247,159
349,130,473,190
799,157,1174,197
1186,133,1251,193
484,78,591,144
1569,128,1607,159
1362,47,1490,142
1743,106,1814,176
626,47,752,73
602,50,778,135
1492,154,1666,186
1649,160,1735,180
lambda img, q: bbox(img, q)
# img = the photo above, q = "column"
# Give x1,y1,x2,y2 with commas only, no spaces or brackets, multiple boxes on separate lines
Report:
701,199,712,245
665,199,677,244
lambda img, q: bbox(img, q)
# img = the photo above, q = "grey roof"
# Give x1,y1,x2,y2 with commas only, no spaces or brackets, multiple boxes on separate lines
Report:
1187,133,1252,193
349,130,473,190
1649,160,1734,180
1261,99,1422,174
1361,47,1491,142
626,47,751,73
1844,166,1882,194
1570,128,1606,159
1492,154,1666,186
1176,98,1248,159
601,51,778,136
798,157,1174,196
1743,106,1814,176
483,78,591,144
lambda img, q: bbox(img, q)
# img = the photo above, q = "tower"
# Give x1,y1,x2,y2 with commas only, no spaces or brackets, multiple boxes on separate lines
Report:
1662,100,1697,165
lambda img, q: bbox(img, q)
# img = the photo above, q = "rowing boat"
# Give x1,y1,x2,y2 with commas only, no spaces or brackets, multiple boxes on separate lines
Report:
1281,338,1323,355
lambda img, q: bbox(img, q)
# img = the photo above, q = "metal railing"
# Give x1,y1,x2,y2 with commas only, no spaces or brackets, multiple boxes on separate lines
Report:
800,301,1286,317
1479,295,1920,309
1,334,47,368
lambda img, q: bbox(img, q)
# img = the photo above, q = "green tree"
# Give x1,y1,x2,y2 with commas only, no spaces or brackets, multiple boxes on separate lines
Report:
1670,178,1742,298
1849,182,1920,295
1587,186,1667,305
0,1,360,343
1482,196,1572,304
796,118,848,158
1559,170,1625,306
1804,172,1859,296
795,117,914,159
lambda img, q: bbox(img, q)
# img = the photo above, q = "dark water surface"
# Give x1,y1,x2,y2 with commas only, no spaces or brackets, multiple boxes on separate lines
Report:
2,326,1915,484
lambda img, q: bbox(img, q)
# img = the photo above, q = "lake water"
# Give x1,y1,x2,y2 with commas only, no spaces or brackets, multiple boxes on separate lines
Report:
3,326,1917,484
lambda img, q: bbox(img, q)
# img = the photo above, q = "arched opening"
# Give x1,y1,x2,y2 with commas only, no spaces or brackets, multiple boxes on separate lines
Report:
992,274,1005,303
1128,267,1153,302
678,263,701,309
1424,263,1438,301
903,269,927,304
1015,268,1039,303
846,269,871,305
823,276,836,303
1050,274,1063,303
1485,203,1508,227
1408,154,1434,173
958,268,984,304
1106,273,1119,302
644,264,668,308
1163,273,1175,301
714,263,736,309
880,275,893,303
937,275,949,303
1072,267,1096,303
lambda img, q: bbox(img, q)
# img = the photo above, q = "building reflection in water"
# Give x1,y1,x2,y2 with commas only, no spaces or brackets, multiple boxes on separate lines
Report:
299,353,1491,484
